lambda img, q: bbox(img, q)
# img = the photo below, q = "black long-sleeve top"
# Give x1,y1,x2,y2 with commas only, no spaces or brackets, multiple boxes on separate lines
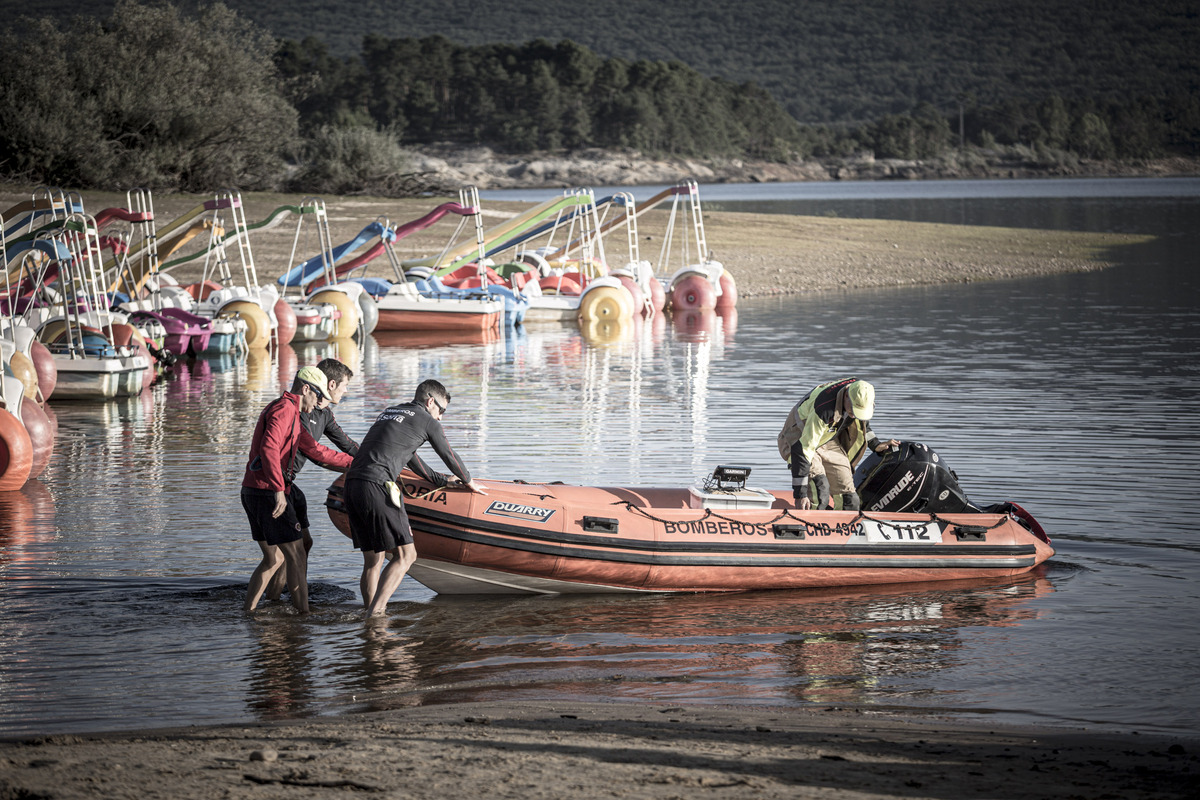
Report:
346,401,471,488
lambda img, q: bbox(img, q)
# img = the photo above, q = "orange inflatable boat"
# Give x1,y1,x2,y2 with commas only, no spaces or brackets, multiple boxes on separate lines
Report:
326,447,1053,595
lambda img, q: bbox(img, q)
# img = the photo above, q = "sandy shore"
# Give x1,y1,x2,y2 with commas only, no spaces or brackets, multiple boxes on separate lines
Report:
2,701,1196,799
1,187,1151,296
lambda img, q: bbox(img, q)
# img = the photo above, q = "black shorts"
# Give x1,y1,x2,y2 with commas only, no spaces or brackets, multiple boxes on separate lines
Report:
290,484,310,529
241,486,304,546
344,478,413,553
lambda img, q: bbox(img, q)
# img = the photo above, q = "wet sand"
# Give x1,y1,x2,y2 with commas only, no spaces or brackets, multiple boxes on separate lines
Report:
2,701,1196,799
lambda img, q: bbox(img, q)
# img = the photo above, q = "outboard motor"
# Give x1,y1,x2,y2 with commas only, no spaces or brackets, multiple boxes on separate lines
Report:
854,441,1053,545
854,441,978,514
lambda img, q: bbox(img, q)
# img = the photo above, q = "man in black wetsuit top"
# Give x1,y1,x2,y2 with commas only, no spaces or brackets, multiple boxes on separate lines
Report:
345,378,487,617
266,358,359,601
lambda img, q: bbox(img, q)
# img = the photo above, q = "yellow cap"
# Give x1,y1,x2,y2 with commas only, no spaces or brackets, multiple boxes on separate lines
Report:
847,380,875,421
295,366,329,400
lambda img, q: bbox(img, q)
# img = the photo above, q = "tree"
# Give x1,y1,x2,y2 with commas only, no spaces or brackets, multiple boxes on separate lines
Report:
0,0,298,190
275,36,371,131
1038,95,1071,149
1069,112,1115,159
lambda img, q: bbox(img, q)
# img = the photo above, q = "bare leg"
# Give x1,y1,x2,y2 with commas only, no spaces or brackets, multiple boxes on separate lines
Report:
278,538,309,614
367,543,416,617
360,550,385,608
266,529,311,600
245,541,284,612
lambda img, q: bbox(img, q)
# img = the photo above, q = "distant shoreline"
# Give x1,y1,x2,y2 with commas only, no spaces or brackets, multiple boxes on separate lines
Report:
403,145,1200,193
1,186,1153,298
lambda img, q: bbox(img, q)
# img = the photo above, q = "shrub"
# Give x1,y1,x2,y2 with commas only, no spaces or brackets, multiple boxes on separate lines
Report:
289,125,413,195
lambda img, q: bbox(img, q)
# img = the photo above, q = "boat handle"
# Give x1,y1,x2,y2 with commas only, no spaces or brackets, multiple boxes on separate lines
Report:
582,516,619,534
773,524,806,539
954,525,987,541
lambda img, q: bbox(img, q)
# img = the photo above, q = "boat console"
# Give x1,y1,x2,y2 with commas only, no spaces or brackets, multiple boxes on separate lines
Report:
689,465,775,510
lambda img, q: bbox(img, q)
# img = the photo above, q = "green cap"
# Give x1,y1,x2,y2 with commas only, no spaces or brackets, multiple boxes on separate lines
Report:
295,366,329,400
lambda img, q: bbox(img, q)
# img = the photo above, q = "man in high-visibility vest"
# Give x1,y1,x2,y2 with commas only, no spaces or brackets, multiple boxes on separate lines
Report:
778,378,899,511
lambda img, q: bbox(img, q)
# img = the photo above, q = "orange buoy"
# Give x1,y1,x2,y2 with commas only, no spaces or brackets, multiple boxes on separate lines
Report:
716,271,738,310
670,273,716,311
29,340,56,402
614,276,645,316
8,351,39,402
273,297,297,346
308,289,359,339
647,275,666,314
20,399,54,480
578,284,634,323
0,407,33,491
220,300,272,349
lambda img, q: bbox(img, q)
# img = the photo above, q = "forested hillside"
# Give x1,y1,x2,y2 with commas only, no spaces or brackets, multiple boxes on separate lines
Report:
1,0,1196,193
8,0,1197,123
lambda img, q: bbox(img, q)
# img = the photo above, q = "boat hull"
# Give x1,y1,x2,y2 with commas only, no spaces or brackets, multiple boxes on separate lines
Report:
372,282,505,332
326,476,1054,595
524,294,579,322
49,354,148,399
375,306,502,332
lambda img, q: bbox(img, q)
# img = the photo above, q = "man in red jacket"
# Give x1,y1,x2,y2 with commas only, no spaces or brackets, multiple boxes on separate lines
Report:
241,366,354,614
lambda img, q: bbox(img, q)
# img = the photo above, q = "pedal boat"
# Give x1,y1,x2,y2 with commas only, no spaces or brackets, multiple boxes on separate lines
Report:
325,473,1054,595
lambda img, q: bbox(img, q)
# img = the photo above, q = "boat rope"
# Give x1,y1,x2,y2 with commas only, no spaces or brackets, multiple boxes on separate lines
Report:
401,482,446,501
926,511,1010,530
612,500,1009,532
612,500,813,528
391,481,1012,532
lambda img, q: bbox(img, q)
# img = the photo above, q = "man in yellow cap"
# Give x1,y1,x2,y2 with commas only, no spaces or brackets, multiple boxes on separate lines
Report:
777,378,899,511
241,366,354,614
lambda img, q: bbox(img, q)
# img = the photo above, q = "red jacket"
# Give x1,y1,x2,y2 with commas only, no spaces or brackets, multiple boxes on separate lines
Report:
242,391,354,492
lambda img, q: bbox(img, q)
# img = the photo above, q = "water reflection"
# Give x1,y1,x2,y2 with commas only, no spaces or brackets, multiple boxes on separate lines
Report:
579,316,636,346
370,328,502,350
247,617,317,719
670,308,738,344
301,573,1053,716
0,480,57,579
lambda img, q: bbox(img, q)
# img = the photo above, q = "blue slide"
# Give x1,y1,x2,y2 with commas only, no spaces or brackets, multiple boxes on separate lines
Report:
276,221,391,287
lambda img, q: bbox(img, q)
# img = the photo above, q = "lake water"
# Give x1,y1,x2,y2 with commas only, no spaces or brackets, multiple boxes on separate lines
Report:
2,178,1198,738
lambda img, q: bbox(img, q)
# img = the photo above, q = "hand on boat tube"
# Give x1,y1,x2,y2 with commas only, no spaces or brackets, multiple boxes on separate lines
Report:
449,477,488,495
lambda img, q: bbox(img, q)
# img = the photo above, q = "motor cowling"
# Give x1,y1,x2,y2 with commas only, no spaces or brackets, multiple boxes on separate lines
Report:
854,441,977,514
